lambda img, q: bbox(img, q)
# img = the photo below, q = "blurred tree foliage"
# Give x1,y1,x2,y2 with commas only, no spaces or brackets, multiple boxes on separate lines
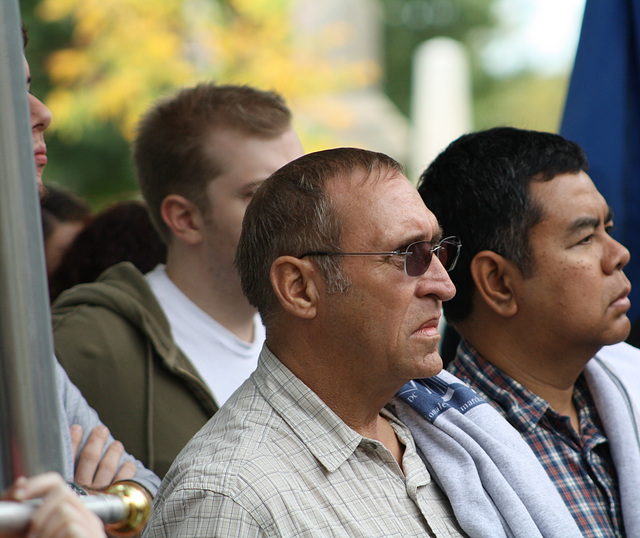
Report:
20,0,374,206
380,0,569,133
21,0,572,205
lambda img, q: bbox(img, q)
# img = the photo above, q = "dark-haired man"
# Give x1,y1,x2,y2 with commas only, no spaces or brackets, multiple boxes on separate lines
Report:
419,126,640,536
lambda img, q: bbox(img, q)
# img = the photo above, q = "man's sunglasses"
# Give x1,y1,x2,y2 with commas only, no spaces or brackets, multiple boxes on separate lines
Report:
300,236,461,277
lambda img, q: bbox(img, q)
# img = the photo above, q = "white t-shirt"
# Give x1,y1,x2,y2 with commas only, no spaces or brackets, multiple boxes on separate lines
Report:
145,264,264,406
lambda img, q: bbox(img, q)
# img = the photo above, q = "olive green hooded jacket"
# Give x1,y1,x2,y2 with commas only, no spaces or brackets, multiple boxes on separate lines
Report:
52,262,218,478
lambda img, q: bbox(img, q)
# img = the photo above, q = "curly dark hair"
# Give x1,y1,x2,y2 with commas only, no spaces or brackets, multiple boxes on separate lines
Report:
49,200,166,302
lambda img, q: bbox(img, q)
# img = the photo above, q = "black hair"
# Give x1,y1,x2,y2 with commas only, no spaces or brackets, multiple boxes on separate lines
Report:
418,127,588,322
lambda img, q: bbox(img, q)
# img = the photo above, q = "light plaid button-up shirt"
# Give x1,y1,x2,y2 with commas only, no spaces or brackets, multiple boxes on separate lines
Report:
144,346,465,537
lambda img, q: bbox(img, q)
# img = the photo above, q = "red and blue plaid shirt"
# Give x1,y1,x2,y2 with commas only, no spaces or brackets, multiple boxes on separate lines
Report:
449,340,624,538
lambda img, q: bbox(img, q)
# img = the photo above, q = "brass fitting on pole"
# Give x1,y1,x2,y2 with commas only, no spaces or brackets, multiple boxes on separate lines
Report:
104,481,152,536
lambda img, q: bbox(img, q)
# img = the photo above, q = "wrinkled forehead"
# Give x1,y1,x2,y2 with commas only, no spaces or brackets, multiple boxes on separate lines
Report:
327,163,402,202
330,166,438,245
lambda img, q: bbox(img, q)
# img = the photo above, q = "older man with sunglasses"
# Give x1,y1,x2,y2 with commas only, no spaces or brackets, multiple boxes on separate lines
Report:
145,148,583,538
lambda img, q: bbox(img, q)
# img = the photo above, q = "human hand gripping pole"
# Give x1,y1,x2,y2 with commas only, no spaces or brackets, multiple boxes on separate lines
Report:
0,474,151,536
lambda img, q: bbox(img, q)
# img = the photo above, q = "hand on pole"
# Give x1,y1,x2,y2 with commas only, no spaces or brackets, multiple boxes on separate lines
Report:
0,473,106,538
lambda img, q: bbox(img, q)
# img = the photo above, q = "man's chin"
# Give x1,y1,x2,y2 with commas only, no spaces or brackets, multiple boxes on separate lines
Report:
38,183,48,203
416,351,444,379
601,317,632,347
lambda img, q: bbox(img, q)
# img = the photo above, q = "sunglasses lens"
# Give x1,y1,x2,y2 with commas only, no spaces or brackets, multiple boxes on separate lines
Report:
405,238,461,276
438,238,461,272
405,242,433,277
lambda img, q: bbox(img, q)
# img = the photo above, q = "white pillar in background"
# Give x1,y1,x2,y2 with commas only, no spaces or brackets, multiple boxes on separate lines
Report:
292,0,409,162
410,37,473,182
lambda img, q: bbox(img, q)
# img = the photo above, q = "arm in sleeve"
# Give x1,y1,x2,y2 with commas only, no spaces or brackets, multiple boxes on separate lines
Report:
145,487,265,537
55,361,161,496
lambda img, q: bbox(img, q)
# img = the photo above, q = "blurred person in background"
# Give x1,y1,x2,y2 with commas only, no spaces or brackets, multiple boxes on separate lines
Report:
49,199,166,303
52,82,304,477
41,185,91,280
0,23,160,538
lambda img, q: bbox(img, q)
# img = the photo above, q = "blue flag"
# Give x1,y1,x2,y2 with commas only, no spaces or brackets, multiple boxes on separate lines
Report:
561,0,640,323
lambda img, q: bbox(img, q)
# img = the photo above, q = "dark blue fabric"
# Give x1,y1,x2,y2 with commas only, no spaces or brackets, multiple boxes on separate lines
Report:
561,0,640,323
396,376,485,424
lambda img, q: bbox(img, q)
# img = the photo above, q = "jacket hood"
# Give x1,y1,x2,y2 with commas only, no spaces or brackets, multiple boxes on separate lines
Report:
52,262,181,367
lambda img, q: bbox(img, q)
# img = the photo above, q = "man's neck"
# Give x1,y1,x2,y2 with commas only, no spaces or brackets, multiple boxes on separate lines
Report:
165,253,256,342
301,366,406,468
462,322,594,433
268,332,403,443
489,355,581,431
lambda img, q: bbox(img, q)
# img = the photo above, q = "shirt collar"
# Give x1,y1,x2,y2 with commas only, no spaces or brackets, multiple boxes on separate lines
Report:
452,339,551,431
252,345,364,472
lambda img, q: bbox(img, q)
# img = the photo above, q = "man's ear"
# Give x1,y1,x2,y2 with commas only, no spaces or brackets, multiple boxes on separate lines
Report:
270,256,319,320
470,250,520,317
160,194,203,246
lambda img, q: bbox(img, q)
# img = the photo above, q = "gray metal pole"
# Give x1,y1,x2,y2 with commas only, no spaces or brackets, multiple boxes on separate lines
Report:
0,495,127,533
0,0,65,488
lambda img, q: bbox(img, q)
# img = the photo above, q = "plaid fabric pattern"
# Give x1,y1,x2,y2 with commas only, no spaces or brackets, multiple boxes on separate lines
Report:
449,340,624,538
144,346,465,537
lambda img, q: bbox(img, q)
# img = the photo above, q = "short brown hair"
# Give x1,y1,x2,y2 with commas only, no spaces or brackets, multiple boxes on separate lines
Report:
133,83,292,243
235,147,404,325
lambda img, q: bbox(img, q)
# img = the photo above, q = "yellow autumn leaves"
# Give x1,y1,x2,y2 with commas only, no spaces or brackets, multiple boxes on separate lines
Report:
34,0,378,147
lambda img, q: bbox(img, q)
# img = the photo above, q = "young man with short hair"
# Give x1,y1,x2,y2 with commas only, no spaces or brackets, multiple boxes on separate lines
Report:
52,83,304,477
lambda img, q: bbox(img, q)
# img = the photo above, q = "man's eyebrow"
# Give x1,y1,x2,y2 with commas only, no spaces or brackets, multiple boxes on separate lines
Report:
605,207,614,223
568,205,615,234
568,215,600,234
240,180,264,192
400,228,442,249
422,227,442,245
